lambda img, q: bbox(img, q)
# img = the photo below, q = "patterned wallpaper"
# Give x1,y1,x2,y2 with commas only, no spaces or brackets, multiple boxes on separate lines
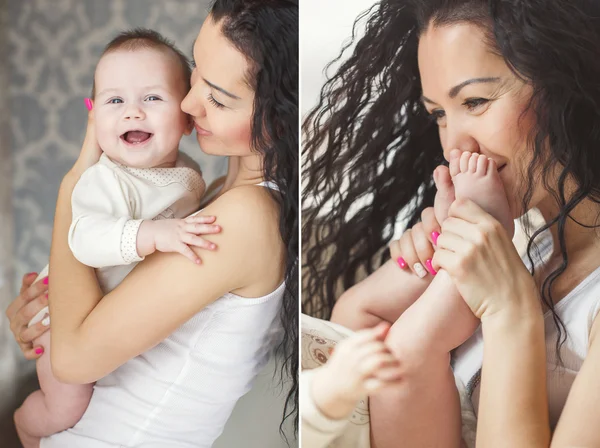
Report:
8,0,227,289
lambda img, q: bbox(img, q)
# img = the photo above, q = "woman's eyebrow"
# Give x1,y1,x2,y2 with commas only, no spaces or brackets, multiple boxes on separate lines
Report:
421,77,503,104
204,78,241,100
448,77,502,98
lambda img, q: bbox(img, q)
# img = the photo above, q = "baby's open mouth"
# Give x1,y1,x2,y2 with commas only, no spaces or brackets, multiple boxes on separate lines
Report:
121,131,153,145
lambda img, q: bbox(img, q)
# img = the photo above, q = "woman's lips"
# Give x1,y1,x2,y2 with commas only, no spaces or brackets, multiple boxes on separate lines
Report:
194,123,212,137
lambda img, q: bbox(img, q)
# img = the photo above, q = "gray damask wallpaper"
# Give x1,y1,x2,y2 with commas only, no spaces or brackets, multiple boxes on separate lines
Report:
1,1,291,446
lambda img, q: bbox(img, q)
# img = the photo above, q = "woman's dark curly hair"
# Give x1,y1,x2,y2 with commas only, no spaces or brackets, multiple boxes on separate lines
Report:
211,0,298,439
302,0,600,364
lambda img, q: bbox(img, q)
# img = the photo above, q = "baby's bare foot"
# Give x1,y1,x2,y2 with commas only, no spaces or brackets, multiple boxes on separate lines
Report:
449,150,515,237
433,165,455,225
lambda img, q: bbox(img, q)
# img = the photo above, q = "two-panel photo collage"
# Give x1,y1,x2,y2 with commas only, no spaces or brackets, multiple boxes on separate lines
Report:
1,0,598,447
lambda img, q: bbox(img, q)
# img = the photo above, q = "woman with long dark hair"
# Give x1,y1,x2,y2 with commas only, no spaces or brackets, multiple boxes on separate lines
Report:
6,0,298,446
303,0,600,446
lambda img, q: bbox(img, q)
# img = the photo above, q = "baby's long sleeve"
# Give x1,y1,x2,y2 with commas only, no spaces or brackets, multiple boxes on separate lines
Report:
301,369,352,448
68,164,144,268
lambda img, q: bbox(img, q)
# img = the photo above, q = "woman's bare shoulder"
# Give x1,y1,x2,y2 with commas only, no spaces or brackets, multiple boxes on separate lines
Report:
204,184,280,230
200,185,285,295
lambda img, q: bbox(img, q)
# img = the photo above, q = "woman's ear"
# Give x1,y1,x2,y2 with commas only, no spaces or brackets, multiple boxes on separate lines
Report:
184,115,194,136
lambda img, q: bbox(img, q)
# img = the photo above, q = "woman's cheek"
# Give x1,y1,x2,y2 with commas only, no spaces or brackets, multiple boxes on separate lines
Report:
216,116,253,153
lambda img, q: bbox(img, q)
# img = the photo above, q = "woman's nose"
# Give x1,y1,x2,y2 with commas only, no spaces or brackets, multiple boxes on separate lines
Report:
441,118,479,161
181,88,206,119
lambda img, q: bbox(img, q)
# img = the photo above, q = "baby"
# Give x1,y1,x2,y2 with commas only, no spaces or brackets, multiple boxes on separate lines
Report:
330,151,515,446
15,29,216,445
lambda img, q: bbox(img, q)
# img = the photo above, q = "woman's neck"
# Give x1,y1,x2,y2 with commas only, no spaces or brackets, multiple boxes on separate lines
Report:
220,154,264,195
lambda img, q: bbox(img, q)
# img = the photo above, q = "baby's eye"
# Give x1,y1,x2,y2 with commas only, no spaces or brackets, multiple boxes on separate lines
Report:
145,95,162,102
108,98,123,104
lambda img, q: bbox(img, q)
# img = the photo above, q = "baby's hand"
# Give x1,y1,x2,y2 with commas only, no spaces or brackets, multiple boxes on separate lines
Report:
137,216,221,264
311,322,402,420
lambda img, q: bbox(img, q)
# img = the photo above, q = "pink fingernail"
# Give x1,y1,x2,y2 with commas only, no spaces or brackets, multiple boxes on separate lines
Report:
431,231,440,246
35,347,44,355
397,257,407,269
425,259,437,276
44,292,48,300
43,277,49,285
84,98,93,111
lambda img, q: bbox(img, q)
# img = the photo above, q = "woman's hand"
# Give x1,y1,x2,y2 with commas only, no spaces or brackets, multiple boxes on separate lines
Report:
389,206,441,277
5,272,50,359
432,198,541,320
71,99,102,178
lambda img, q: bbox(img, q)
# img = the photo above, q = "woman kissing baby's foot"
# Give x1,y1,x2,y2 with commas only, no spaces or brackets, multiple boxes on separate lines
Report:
449,150,515,237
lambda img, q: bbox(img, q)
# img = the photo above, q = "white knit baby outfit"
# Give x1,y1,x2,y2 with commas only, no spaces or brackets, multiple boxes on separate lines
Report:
28,153,204,327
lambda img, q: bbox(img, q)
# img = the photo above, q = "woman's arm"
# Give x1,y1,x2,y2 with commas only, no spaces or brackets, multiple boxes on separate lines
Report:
433,198,551,447
549,314,600,446
49,174,278,384
477,310,550,447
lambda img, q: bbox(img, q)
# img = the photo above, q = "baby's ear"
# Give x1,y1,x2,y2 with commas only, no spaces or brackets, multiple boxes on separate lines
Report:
184,115,194,136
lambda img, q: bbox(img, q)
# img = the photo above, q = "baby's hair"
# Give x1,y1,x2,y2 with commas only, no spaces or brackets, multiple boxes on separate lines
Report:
91,28,192,99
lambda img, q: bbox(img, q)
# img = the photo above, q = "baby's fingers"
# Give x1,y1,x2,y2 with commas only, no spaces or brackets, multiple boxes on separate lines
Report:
184,221,221,237
373,365,404,382
182,234,217,251
178,243,202,265
185,215,217,225
359,352,400,377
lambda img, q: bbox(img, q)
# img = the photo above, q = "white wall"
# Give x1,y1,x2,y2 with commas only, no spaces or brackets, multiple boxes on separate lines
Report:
301,0,378,116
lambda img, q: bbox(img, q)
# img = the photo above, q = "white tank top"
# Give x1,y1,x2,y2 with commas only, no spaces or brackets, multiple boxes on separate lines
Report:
453,229,600,429
41,182,286,448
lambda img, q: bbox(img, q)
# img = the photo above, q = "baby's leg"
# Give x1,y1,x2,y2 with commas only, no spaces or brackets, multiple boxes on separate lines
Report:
14,331,94,444
369,270,477,448
331,259,433,331
370,153,515,447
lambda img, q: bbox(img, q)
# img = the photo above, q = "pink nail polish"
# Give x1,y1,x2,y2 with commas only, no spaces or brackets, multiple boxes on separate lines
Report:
425,259,437,276
431,231,440,246
35,347,44,355
84,98,93,111
397,257,407,269
44,292,49,300
43,277,49,285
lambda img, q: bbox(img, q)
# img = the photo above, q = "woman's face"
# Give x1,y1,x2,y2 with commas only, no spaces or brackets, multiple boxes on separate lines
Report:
181,16,255,157
418,22,544,217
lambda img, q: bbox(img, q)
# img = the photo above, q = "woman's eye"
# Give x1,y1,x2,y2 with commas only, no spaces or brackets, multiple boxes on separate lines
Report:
145,95,162,102
428,109,446,124
108,98,123,104
207,93,225,109
463,98,488,110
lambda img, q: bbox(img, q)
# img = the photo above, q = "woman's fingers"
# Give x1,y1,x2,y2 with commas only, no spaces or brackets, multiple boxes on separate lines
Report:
73,100,102,174
420,207,441,245
18,319,50,345
410,222,436,276
10,294,48,337
22,345,44,361
388,239,405,268
19,272,38,295
399,229,428,278
7,277,48,321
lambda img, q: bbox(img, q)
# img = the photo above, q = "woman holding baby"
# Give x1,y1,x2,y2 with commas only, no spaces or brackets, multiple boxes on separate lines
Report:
302,0,600,446
6,0,298,447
